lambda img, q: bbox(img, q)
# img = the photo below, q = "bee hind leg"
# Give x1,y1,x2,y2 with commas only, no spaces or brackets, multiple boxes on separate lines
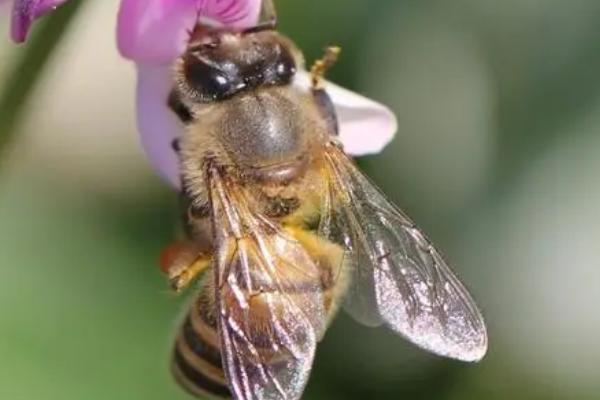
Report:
159,240,213,292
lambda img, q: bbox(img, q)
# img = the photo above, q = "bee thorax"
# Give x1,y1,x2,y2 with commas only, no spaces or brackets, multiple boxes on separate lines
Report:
218,90,310,182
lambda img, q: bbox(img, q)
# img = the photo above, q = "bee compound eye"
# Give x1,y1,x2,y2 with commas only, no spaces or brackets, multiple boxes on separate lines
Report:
184,57,239,101
273,47,296,83
275,57,295,80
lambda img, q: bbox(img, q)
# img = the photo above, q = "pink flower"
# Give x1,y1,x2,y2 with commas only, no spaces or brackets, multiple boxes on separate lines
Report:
8,0,397,189
8,0,68,42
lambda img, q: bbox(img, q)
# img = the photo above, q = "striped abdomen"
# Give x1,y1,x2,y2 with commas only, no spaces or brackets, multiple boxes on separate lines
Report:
171,228,347,399
172,286,230,398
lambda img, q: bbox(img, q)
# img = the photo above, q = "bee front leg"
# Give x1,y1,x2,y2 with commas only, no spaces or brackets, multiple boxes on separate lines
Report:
167,89,193,124
310,46,341,136
242,0,277,33
312,88,339,136
159,240,213,292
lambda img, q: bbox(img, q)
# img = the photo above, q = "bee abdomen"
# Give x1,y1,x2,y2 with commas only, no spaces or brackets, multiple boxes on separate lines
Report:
170,228,348,399
172,308,231,399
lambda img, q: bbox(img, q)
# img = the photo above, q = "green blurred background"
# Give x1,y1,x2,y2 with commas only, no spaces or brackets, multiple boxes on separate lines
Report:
1,0,599,399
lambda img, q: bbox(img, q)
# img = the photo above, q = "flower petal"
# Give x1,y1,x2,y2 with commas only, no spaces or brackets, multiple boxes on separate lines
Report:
137,67,397,189
201,0,263,28
117,0,262,64
10,0,69,42
294,71,397,156
136,64,182,187
329,83,397,155
117,0,198,64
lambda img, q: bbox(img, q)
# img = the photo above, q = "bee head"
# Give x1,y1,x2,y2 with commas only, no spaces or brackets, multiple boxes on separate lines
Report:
176,28,300,103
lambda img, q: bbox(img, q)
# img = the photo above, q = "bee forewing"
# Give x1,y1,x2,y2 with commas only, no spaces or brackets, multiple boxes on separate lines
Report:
372,241,488,362
207,163,326,400
321,144,488,362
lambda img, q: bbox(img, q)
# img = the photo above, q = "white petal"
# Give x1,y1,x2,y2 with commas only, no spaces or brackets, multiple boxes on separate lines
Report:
136,64,181,188
294,70,397,155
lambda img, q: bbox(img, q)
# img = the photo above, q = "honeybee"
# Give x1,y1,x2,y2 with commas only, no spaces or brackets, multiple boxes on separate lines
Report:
160,6,488,400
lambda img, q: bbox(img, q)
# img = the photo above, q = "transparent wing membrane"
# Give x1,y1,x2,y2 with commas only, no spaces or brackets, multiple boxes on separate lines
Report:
319,144,487,362
207,164,326,400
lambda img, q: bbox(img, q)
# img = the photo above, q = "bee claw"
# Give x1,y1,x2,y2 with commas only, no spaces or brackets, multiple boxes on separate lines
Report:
167,255,213,293
169,277,185,292
169,272,191,292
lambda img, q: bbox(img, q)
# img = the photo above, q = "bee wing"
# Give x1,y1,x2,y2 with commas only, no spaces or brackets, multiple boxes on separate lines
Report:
319,145,488,362
207,164,326,400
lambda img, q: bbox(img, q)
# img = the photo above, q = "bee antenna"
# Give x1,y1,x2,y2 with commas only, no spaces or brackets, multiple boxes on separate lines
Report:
242,20,277,34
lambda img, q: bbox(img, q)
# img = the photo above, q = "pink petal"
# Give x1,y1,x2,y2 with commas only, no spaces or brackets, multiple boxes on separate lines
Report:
10,0,69,42
117,0,197,64
136,67,397,189
201,0,263,28
117,0,262,64
136,64,182,187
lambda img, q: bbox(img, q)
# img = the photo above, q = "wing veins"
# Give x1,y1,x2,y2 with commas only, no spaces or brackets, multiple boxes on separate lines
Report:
206,162,325,399
319,144,487,362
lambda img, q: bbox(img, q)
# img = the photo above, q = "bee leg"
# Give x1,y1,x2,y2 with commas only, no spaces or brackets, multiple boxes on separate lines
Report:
310,47,341,135
312,88,339,136
171,138,181,154
159,240,213,292
167,89,193,124
242,0,277,34
169,255,212,292
310,46,341,90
